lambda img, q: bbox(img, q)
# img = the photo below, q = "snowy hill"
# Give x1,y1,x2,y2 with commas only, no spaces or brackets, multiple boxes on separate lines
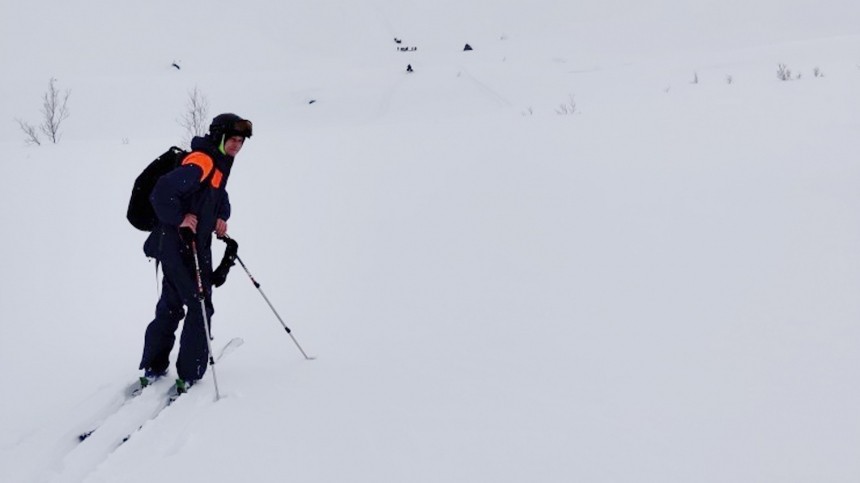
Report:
2,1,860,482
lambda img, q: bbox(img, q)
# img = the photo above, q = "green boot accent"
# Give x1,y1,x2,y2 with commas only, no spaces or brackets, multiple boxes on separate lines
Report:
175,378,190,395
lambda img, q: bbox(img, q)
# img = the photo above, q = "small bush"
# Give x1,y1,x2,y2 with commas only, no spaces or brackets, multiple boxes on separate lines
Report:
555,95,576,115
15,118,41,146
777,64,795,81
40,78,71,143
178,86,209,148
15,77,71,145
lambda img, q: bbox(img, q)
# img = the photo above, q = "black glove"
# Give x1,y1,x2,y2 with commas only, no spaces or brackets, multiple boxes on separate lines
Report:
212,236,239,288
179,227,195,248
222,237,239,264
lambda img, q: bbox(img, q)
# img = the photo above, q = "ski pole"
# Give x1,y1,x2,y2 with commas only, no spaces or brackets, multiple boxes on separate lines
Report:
188,236,222,401
222,236,315,360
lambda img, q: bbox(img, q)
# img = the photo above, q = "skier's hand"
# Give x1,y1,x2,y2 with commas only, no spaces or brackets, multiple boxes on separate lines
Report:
215,218,228,237
179,227,195,247
180,213,198,233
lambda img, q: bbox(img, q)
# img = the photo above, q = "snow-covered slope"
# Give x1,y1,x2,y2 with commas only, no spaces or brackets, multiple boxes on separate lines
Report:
2,1,860,482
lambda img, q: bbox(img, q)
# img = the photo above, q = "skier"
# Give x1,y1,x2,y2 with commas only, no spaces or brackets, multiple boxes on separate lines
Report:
138,113,252,393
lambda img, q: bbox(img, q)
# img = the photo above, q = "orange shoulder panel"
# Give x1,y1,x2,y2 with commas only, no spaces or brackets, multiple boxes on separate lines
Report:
182,152,214,182
211,169,223,188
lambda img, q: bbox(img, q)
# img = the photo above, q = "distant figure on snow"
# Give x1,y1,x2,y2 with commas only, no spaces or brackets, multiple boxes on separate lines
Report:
406,64,413,73
463,44,473,51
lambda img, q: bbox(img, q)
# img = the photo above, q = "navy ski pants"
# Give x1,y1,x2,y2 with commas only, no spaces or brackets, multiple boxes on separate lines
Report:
139,251,214,382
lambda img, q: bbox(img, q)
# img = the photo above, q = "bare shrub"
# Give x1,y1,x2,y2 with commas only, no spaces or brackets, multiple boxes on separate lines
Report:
40,78,71,143
777,64,794,81
178,86,210,148
813,67,824,78
15,118,41,146
555,95,577,115
726,75,733,85
15,78,70,145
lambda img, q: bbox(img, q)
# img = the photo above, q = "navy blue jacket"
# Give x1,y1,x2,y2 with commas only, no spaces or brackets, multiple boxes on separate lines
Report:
144,135,233,280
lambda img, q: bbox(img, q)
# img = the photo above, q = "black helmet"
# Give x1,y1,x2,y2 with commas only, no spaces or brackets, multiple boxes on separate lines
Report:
209,113,253,139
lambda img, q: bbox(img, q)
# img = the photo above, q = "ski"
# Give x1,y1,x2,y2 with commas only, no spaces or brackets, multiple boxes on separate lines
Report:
77,375,165,442
214,336,244,363
119,337,244,444
77,337,243,443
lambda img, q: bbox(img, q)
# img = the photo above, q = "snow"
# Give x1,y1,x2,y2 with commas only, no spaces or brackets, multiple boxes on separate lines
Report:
2,1,860,482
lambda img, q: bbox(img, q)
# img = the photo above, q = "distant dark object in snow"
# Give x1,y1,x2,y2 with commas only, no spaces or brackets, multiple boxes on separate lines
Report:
394,38,402,44
406,64,413,73
171,61,181,70
463,44,473,51
398,46,418,52
308,99,317,104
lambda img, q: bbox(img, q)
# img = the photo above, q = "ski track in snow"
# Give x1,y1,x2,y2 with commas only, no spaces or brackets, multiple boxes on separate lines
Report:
32,339,244,482
42,377,174,483
455,66,513,108
373,74,410,120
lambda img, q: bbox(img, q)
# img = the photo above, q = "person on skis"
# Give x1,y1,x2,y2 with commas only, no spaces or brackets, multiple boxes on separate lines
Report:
138,113,252,393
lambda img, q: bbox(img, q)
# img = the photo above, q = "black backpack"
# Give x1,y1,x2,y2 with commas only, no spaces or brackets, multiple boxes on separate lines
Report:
127,146,189,231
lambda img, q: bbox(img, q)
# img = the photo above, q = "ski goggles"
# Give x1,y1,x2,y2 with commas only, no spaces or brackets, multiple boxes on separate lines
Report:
228,119,253,138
